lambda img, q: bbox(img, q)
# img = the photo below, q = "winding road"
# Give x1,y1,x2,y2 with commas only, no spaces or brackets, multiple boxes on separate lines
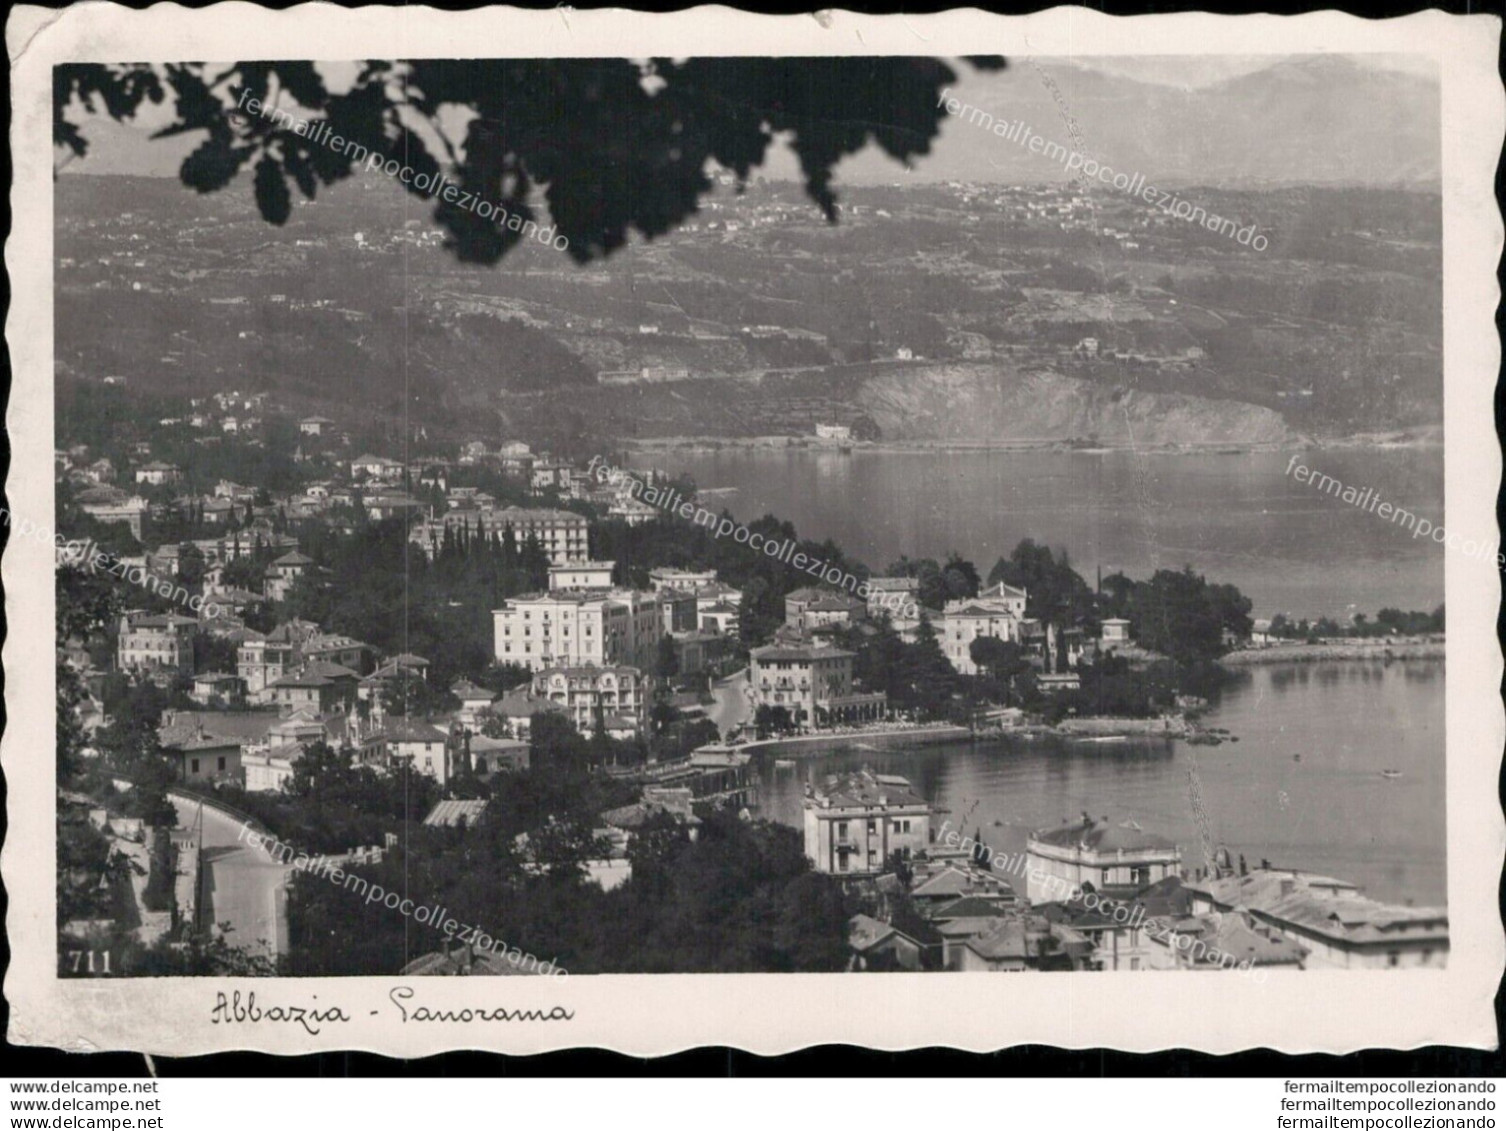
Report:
708,668,752,737
171,794,293,959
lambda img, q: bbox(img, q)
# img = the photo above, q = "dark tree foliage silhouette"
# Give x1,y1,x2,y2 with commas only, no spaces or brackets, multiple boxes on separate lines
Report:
55,57,1004,265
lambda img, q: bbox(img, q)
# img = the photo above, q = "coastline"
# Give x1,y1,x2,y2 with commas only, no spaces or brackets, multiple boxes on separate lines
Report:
622,433,1442,457
1221,638,1445,665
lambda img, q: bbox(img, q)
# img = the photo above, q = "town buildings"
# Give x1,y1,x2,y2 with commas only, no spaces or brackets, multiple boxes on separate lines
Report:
1024,814,1184,903
263,550,313,602
648,567,719,593
268,661,360,716
117,612,197,675
941,581,1031,675
242,709,341,793
748,641,886,726
803,769,932,876
134,461,181,486
371,719,453,788
531,665,650,735
548,561,616,590
409,505,590,565
493,586,663,671
76,486,149,538
1186,868,1448,970
865,576,920,620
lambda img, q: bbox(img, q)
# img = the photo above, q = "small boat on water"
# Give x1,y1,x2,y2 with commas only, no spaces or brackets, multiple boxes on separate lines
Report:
1080,735,1129,744
773,759,796,769
1381,769,1404,780
1293,754,1302,762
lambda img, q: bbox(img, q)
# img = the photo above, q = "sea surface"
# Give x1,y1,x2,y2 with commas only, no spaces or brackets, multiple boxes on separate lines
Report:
635,447,1446,619
757,659,1446,908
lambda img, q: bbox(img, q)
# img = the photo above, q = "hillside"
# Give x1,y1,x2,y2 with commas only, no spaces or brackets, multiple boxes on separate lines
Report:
493,362,1299,450
854,366,1298,447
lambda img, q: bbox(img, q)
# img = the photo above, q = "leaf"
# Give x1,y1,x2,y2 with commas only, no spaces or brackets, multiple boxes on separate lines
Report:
284,149,318,199
179,135,244,194
253,155,292,225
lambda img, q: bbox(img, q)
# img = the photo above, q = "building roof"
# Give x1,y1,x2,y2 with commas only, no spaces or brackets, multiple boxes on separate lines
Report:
978,581,1027,600
272,660,361,688
806,594,866,612
950,603,1013,618
378,719,450,744
423,799,489,828
399,946,546,976
867,576,919,592
751,643,854,663
1191,911,1310,967
965,918,1029,961
158,709,276,750
468,734,529,754
302,633,370,654
492,505,587,523
809,768,927,811
535,664,642,681
928,894,1018,920
784,586,830,603
600,789,698,830
271,550,313,566
848,913,897,953
494,689,564,719
910,865,1011,902
1190,869,1447,946
451,679,496,701
1030,815,1180,855
126,613,198,629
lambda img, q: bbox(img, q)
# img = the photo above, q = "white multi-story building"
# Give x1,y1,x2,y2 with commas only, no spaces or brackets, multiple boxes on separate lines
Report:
803,769,931,876
748,641,886,727
1024,814,1183,903
548,561,615,590
531,665,649,734
494,587,662,672
409,506,589,565
117,613,197,675
648,567,719,593
864,576,920,620
942,580,1030,674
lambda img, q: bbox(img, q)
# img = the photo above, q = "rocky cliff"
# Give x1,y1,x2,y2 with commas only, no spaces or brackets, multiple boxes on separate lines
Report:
854,365,1299,447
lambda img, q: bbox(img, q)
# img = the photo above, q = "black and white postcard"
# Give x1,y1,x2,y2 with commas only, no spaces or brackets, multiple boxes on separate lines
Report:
6,3,1502,1055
